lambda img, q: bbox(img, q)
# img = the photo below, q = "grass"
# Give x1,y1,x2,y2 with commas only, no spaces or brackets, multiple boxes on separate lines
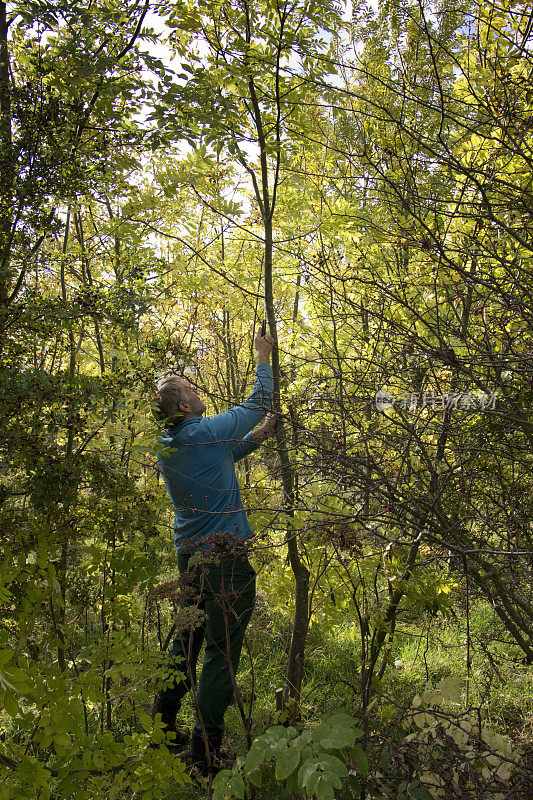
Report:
159,592,532,798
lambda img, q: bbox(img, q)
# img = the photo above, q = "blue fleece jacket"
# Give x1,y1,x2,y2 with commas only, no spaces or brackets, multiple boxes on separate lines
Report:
157,363,273,552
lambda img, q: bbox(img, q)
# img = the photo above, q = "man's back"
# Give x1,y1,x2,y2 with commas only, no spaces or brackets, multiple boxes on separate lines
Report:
157,363,273,551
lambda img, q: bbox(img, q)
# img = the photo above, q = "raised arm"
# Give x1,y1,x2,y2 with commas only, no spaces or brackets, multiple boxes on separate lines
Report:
232,413,282,461
208,327,275,447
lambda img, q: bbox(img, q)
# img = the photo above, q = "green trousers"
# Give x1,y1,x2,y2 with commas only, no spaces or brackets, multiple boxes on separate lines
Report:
159,552,256,736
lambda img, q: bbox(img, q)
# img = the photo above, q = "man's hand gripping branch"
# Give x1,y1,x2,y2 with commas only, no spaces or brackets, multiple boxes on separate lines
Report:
252,324,281,443
252,412,282,443
254,324,275,364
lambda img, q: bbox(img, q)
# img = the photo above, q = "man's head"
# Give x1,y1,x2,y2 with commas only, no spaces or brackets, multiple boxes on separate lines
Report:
153,375,206,426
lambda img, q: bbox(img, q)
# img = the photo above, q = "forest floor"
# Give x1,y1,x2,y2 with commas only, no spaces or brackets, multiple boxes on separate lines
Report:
159,590,533,799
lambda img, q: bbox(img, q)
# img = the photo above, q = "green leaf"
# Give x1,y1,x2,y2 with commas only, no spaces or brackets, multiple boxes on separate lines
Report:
247,769,263,788
212,769,233,800
323,754,348,778
380,747,391,769
263,726,289,743
325,712,357,729
54,732,71,753
0,665,29,692
3,690,19,717
352,747,369,776
313,725,356,749
299,757,319,787
409,787,436,800
245,744,267,772
139,713,153,732
286,768,300,794
274,745,300,780
322,770,343,789
316,776,335,800
435,676,463,704
306,770,320,797
229,774,245,799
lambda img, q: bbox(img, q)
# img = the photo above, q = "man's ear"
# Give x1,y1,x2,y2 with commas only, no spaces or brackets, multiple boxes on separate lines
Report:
179,400,190,412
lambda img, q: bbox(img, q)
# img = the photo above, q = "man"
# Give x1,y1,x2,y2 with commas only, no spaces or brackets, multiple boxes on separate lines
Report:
151,326,276,774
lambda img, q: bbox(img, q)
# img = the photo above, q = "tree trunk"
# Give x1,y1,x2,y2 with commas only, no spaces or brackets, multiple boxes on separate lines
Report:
263,206,309,703
246,64,310,703
0,1,13,306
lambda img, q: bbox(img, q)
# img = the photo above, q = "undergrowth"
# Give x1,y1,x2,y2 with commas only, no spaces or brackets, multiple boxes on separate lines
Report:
159,593,532,799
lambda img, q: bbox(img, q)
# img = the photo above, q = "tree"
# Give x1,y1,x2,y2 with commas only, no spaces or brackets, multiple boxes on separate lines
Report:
149,0,348,704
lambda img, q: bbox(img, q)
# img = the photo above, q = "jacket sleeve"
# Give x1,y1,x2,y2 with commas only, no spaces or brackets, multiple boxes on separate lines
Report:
232,431,260,462
208,364,273,450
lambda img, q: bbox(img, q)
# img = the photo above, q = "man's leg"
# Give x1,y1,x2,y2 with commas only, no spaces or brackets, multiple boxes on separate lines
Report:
193,556,256,738
153,553,205,742
156,614,205,702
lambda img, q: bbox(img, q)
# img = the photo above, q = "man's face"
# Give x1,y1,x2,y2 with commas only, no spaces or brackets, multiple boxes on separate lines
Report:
178,378,206,417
